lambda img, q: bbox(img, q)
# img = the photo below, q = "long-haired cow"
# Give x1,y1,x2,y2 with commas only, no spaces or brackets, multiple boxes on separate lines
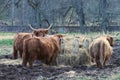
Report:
22,34,63,67
13,24,52,59
89,35,114,68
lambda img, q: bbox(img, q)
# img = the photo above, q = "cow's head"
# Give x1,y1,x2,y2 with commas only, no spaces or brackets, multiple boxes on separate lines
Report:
54,34,63,38
54,34,63,44
106,35,114,46
28,24,52,37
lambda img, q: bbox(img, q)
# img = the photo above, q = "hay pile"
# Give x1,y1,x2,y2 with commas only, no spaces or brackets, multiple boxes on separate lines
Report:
57,34,92,66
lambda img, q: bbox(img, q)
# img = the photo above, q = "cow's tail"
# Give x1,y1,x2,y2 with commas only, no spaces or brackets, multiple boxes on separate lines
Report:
99,42,105,68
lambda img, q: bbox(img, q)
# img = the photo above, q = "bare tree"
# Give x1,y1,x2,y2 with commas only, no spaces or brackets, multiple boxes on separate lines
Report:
99,0,108,34
28,0,41,26
76,0,85,33
11,0,15,26
22,0,25,26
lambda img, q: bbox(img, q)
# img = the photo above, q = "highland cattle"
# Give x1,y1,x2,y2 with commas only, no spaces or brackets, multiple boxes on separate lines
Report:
13,24,52,59
22,34,63,67
89,35,114,68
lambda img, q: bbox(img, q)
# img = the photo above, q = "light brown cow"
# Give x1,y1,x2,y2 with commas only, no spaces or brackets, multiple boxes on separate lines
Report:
22,34,63,67
89,35,114,68
13,24,52,59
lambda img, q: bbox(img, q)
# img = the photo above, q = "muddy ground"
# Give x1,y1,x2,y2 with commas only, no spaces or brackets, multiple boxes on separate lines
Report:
0,41,120,80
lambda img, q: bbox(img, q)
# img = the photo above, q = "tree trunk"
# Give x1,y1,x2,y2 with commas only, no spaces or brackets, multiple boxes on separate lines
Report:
22,0,25,26
11,0,15,26
100,0,108,34
77,0,85,33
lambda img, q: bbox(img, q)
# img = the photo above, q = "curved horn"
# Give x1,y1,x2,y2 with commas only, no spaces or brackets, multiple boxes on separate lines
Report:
47,23,53,30
113,32,120,38
28,24,38,31
116,32,120,36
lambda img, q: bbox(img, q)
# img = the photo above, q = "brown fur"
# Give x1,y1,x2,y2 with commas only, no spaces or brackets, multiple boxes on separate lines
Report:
89,35,114,68
13,33,32,59
22,34,63,67
13,29,49,59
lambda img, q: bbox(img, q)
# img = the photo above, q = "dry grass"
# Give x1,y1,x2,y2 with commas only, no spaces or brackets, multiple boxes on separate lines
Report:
0,58,21,65
57,34,92,66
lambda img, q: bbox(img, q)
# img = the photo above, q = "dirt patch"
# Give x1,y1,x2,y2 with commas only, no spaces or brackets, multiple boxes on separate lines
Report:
0,41,120,80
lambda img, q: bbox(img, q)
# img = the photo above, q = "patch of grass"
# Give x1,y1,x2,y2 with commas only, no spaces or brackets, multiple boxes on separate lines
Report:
0,39,13,46
0,32,14,55
0,32,15,36
0,46,12,55
0,39,13,55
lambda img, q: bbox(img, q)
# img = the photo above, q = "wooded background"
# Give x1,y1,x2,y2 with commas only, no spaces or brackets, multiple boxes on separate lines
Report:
0,0,120,33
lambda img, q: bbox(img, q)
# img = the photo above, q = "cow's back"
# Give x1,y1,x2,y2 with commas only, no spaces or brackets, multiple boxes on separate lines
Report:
25,37,40,53
89,37,113,68
14,33,31,50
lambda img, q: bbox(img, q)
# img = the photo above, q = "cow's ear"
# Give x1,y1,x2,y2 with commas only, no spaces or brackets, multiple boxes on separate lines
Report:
59,34,63,38
56,34,63,38
110,36,114,46
33,30,38,36
106,36,114,46
45,30,49,34
59,37,63,44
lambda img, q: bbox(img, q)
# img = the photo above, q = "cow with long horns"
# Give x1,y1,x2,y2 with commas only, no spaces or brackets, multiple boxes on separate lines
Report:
22,34,63,67
13,24,52,59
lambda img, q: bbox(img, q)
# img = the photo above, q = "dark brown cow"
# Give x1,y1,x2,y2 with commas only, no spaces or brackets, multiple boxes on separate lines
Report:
89,35,114,68
22,34,63,67
13,24,52,59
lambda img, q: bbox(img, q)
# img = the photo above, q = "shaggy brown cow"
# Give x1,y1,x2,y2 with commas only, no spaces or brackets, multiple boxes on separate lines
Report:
22,34,63,67
89,35,114,68
13,24,52,59
13,33,32,59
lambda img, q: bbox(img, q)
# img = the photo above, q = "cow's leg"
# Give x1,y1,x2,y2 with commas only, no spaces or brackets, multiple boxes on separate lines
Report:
45,57,51,65
50,57,55,65
91,57,95,63
49,54,58,65
103,55,111,66
51,54,58,65
90,52,95,63
22,52,28,67
19,50,23,58
28,55,36,68
103,59,107,66
13,46,18,59
28,60,34,68
95,58,103,68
